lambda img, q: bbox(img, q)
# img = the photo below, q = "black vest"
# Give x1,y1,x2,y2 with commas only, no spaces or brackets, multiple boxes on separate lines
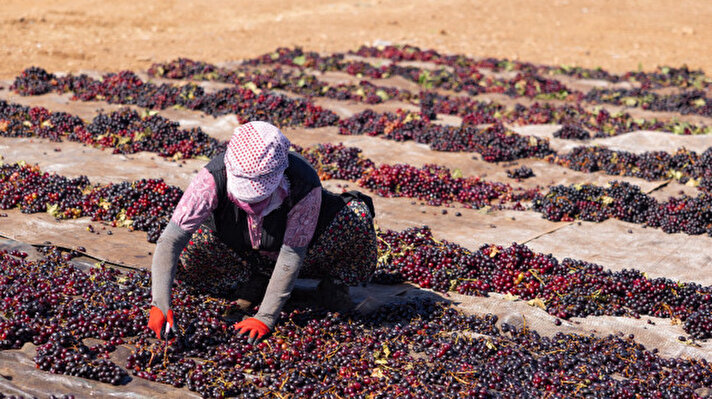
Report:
206,151,367,252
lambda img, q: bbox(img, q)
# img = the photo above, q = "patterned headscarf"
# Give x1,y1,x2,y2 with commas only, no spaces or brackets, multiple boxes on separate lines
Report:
224,121,291,203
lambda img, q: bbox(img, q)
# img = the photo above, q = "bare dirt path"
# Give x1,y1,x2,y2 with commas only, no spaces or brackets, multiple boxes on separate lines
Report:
1,0,711,79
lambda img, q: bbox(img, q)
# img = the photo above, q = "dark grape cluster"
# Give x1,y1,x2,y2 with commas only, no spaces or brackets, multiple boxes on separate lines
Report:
0,246,151,385
87,107,224,158
499,72,578,100
620,65,711,89
0,162,89,214
9,66,58,95
339,109,554,161
533,179,712,237
684,304,712,340
241,46,346,70
292,143,375,181
0,100,89,142
85,178,184,242
506,165,535,180
645,194,712,235
358,163,513,208
0,163,181,242
554,145,712,183
0,100,224,159
533,181,657,223
11,68,339,128
34,331,129,385
553,123,591,140
585,87,712,117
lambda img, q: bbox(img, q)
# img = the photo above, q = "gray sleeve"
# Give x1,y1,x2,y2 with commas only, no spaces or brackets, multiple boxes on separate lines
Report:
254,245,306,329
150,221,191,314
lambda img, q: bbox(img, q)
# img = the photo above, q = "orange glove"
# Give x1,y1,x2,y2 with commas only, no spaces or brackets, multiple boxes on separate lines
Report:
234,317,270,344
147,306,174,340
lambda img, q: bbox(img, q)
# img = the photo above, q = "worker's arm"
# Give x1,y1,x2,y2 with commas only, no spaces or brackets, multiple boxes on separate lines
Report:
148,168,218,338
235,187,321,342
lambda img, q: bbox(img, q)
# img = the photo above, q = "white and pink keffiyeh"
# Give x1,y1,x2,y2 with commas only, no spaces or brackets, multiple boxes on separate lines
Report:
225,121,291,203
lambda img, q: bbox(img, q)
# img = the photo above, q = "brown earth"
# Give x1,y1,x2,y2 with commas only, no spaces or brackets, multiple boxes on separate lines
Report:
1,0,711,80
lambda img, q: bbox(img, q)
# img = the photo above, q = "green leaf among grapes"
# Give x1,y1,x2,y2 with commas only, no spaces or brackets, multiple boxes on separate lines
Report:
46,203,60,217
292,55,306,66
375,89,389,102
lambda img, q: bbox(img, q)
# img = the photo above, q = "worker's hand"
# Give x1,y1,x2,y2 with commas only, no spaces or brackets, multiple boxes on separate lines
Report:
234,317,270,344
147,306,174,340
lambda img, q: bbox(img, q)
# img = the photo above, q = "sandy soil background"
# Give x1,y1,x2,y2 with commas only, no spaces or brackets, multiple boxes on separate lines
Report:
1,0,711,79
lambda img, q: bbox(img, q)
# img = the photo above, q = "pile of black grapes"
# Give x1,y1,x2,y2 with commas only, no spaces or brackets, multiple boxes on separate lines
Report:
0,100,224,159
534,180,712,238
339,109,554,161
585,87,712,117
0,163,181,242
553,145,712,184
292,143,375,181
553,123,591,140
358,163,516,208
506,165,535,180
0,247,149,384
375,226,712,334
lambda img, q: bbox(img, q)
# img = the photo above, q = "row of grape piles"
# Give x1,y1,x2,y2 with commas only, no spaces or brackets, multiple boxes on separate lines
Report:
10,59,712,189
0,160,707,327
147,54,711,136
7,102,712,241
6,99,712,239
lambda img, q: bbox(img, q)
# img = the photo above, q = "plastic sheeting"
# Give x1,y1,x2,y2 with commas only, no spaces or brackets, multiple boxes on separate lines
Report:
0,209,155,269
0,344,200,398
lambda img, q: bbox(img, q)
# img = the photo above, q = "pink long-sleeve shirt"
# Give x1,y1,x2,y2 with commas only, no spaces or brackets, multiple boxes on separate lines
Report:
170,168,322,251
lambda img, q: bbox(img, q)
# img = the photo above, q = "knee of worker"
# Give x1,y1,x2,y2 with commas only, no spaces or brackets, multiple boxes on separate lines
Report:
302,199,378,286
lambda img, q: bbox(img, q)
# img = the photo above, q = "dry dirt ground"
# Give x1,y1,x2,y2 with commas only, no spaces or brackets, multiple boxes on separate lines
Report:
1,0,711,79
